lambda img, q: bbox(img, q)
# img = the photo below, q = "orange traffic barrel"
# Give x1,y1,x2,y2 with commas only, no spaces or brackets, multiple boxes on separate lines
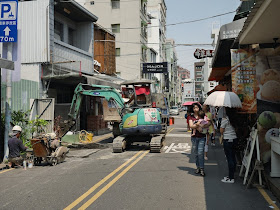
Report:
169,117,174,125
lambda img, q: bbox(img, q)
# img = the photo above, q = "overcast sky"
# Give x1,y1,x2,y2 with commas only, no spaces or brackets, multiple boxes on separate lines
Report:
165,0,241,78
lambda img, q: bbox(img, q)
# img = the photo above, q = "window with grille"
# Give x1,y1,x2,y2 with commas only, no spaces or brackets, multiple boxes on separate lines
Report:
111,24,120,33
115,48,120,56
111,0,120,9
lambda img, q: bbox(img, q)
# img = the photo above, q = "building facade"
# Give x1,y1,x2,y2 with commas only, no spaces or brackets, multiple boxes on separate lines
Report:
146,0,167,92
194,61,205,100
165,39,178,106
81,0,149,80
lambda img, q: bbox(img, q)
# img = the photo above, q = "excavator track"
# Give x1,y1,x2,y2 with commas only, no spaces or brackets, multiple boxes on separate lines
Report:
112,135,126,153
150,134,164,153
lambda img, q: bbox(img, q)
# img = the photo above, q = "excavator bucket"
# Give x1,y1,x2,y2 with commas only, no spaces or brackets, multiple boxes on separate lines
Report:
102,100,122,122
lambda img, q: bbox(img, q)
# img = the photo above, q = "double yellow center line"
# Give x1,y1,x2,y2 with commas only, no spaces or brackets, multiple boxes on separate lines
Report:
64,150,149,210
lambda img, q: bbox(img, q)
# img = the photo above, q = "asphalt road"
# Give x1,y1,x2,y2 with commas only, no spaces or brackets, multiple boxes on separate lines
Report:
0,113,278,210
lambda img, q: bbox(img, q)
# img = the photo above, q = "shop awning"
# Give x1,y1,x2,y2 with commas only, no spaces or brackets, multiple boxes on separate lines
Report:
239,0,280,45
42,73,121,89
208,67,230,81
207,84,227,96
209,18,246,81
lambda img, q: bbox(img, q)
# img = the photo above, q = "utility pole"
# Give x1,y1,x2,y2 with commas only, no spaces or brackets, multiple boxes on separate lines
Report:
4,43,13,162
1,0,18,163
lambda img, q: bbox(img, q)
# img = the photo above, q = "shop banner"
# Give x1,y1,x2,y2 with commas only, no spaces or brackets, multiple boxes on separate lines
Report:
255,54,280,163
231,49,257,113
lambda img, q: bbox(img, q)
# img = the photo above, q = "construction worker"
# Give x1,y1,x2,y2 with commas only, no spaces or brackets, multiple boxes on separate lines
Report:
8,125,27,168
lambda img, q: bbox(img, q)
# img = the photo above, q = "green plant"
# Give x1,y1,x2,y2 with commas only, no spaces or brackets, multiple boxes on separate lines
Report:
11,110,32,148
29,117,49,137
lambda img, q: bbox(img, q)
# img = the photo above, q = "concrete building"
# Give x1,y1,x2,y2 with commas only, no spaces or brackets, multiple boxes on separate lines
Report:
192,22,219,101
178,66,190,80
80,0,150,80
1,0,98,112
165,39,178,106
194,61,205,100
1,0,122,134
182,79,196,103
146,0,167,92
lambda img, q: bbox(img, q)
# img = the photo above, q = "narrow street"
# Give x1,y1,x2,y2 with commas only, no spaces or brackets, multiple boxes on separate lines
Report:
0,113,277,210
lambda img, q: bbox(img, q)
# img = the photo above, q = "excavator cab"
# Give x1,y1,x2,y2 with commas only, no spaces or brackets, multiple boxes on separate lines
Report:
121,80,152,107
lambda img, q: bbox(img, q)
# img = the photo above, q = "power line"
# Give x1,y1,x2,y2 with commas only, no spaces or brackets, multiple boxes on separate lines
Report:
106,10,236,30
95,40,212,46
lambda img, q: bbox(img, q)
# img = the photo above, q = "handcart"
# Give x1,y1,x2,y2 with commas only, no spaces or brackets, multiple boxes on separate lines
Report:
31,135,68,166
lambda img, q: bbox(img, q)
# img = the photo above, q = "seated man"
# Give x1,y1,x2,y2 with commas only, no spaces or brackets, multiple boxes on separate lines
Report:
8,125,27,168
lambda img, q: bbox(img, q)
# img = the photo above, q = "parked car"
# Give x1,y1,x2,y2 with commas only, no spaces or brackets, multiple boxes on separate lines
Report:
170,106,179,115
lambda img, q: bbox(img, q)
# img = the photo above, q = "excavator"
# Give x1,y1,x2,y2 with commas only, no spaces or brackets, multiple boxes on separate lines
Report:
58,79,167,153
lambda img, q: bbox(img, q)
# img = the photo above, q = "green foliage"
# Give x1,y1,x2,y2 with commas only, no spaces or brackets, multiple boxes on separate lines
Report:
7,110,49,148
10,110,31,147
29,117,49,137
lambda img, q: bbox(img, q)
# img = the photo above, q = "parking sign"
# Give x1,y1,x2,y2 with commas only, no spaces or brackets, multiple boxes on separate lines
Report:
0,0,17,42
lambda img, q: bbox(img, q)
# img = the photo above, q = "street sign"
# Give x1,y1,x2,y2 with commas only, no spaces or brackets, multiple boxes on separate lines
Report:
0,0,17,42
143,62,168,73
194,49,214,59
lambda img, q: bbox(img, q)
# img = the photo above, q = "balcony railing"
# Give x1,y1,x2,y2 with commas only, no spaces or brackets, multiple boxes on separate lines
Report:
53,39,93,75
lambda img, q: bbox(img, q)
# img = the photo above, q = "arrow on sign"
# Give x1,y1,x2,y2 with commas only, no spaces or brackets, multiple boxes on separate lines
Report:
4,26,11,36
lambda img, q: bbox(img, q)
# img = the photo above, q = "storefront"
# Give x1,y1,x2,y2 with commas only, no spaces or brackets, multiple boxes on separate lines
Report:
237,0,280,172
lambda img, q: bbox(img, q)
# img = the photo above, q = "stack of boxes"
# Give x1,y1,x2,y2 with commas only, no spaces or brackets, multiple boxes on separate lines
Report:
85,97,108,132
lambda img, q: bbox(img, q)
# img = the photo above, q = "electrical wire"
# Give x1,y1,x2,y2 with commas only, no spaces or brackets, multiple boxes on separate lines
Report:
95,40,212,46
105,10,236,30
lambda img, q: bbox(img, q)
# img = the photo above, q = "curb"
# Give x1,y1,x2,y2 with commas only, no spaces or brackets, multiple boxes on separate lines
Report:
66,142,110,149
267,176,280,201
66,149,100,158
0,163,9,171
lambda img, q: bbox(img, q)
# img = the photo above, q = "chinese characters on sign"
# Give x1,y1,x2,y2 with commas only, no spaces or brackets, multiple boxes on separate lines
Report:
235,66,256,84
194,49,214,59
0,0,18,42
144,108,158,122
231,49,257,113
222,29,242,39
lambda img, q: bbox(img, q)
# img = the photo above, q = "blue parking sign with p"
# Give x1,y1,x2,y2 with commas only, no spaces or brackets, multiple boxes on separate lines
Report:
0,0,17,42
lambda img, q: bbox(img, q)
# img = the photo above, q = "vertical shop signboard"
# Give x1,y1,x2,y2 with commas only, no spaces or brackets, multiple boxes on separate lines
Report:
231,49,257,113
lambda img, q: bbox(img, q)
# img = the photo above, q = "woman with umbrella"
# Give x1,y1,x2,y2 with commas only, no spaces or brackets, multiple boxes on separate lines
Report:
188,103,210,176
204,91,242,183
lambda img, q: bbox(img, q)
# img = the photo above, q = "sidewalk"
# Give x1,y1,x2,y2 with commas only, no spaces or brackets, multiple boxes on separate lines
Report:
267,172,280,201
62,132,113,149
209,133,280,203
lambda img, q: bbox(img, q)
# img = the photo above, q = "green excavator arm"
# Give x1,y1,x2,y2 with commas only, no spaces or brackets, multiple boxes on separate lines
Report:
68,83,125,120
57,83,125,139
